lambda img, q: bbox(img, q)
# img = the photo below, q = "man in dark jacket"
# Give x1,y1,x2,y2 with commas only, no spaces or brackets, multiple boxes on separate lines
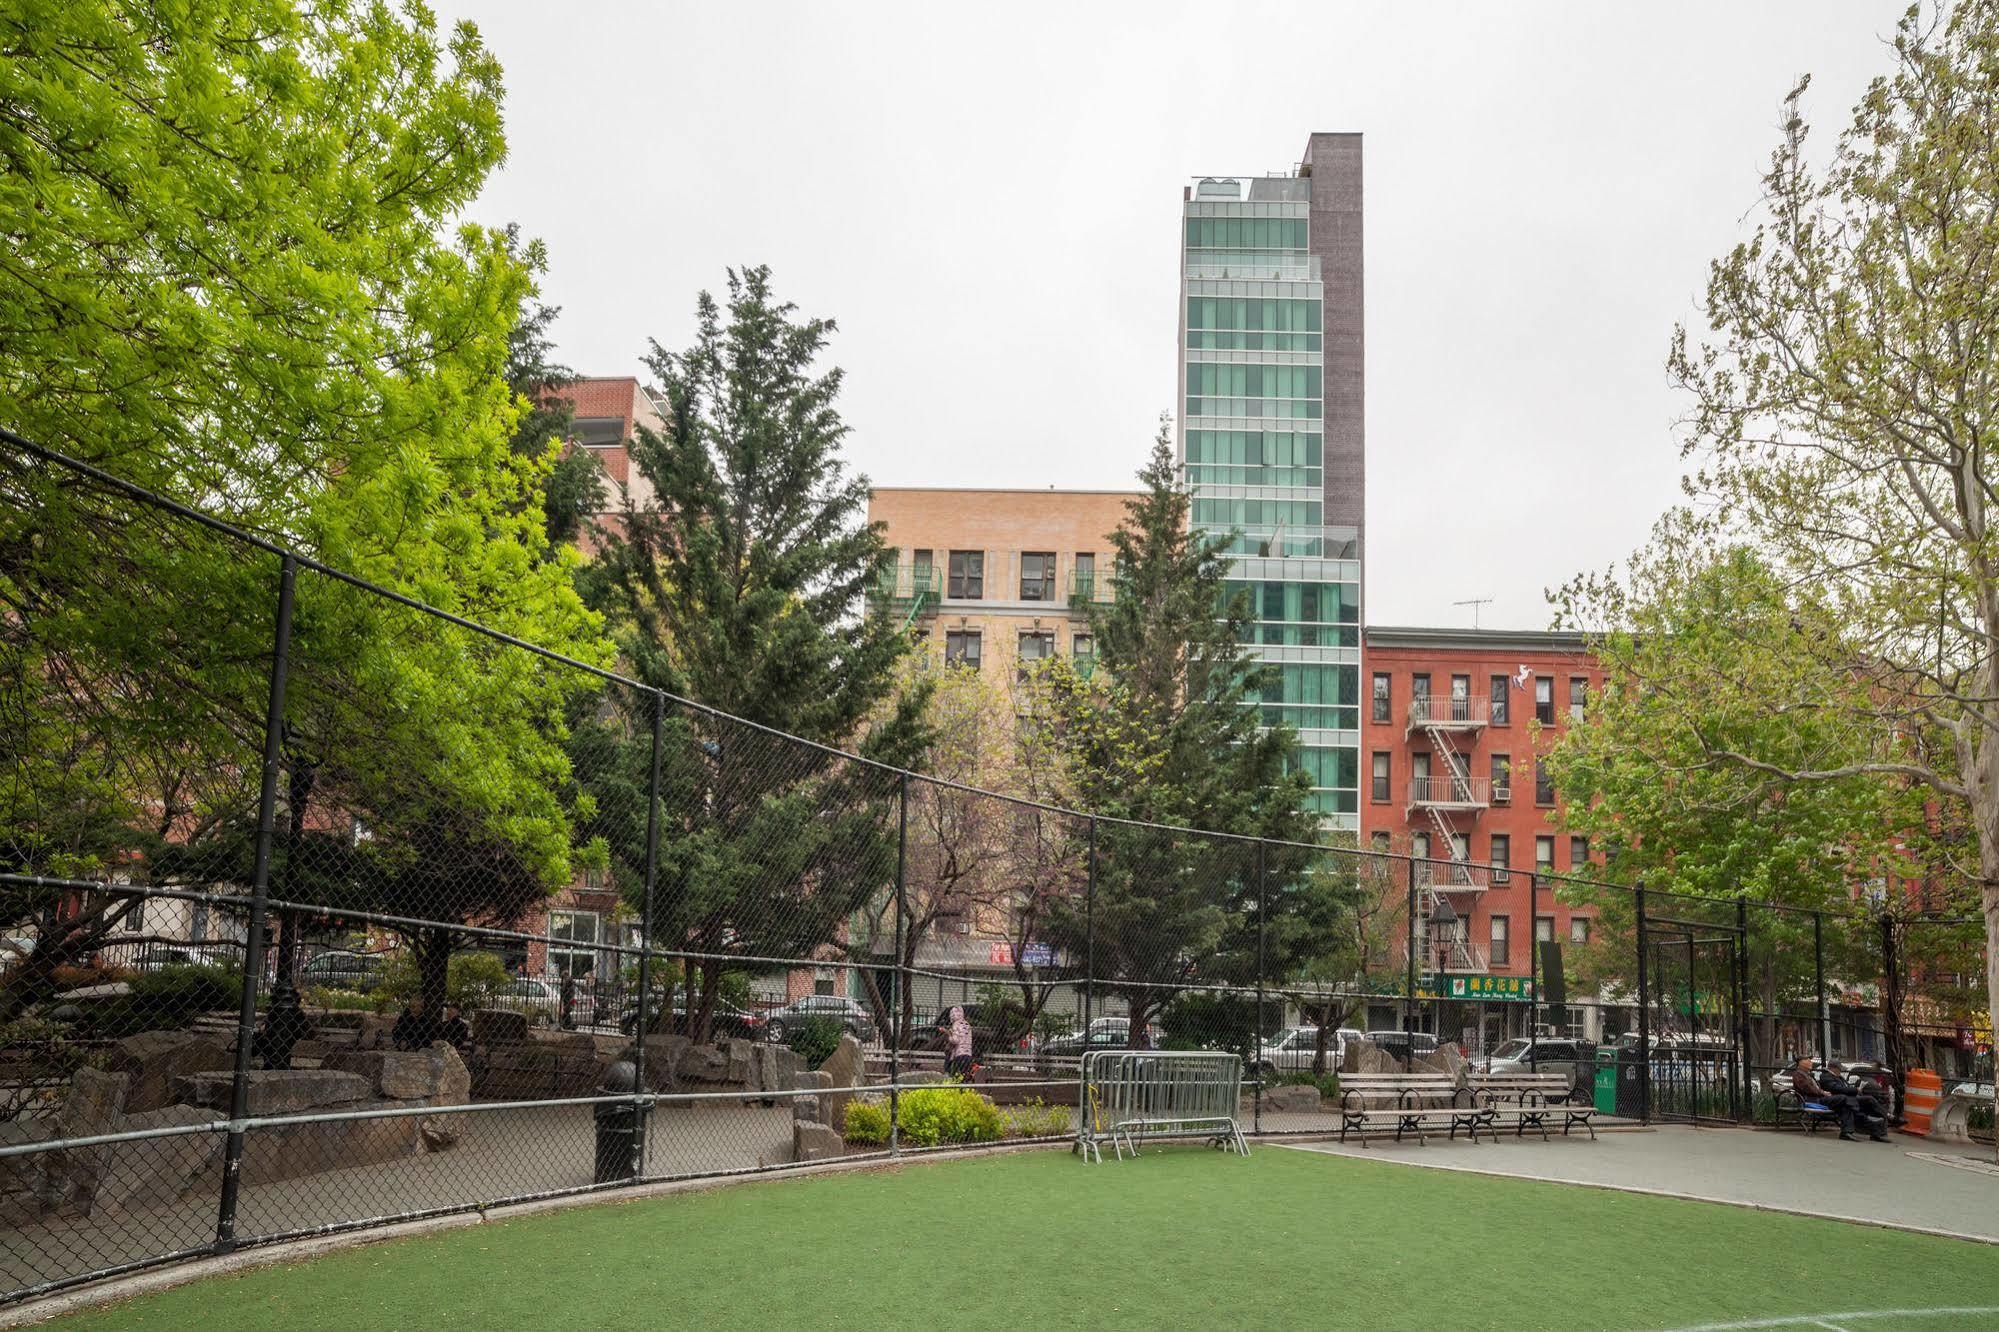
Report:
1822,1061,1890,1139
1792,1056,1873,1141
392,996,441,1052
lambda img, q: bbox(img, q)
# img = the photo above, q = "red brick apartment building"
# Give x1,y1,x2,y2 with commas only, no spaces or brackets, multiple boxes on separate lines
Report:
1359,626,1606,1046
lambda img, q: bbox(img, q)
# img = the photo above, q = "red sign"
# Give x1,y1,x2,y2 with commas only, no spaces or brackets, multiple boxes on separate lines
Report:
1956,1025,1976,1051
987,942,1013,966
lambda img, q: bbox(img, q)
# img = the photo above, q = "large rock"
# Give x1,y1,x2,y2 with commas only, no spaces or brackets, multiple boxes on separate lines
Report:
474,1043,602,1100
1342,1040,1401,1075
34,1067,131,1209
676,1042,731,1084
1259,1083,1324,1114
724,1038,755,1085
818,1034,867,1127
323,1048,457,1099
615,1036,689,1095
791,1095,821,1123
890,1070,953,1087
529,1028,596,1058
88,1105,227,1215
355,1014,398,1051
110,1030,231,1114
471,1008,529,1047
793,1119,843,1163
1413,1045,1469,1087
749,1043,802,1096
173,1068,371,1115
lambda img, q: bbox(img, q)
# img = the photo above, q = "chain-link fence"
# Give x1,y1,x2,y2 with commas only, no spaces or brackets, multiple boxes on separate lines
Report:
1,430,1990,1305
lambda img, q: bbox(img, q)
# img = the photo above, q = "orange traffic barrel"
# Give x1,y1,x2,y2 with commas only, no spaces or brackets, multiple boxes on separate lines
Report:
1904,1068,1941,1136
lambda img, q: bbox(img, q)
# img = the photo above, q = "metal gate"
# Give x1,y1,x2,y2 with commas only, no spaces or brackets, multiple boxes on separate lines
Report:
1639,900,1747,1124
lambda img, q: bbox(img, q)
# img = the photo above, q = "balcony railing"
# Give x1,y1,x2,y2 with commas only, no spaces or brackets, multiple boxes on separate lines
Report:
1406,695,1489,733
1407,776,1492,811
868,565,942,621
1067,570,1113,606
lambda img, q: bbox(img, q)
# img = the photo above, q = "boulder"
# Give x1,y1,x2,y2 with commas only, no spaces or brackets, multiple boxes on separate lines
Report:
791,1095,820,1123
471,1008,529,1047
616,1035,689,1095
173,1068,371,1115
1259,1083,1324,1114
110,1030,231,1113
529,1028,596,1058
793,1119,843,1163
1413,1046,1469,1087
88,1105,227,1215
677,1043,731,1084
355,1014,398,1051
787,1069,834,1093
891,1070,953,1087
724,1038,755,1085
818,1034,867,1126
34,1067,131,1208
1343,1040,1401,1075
474,1043,601,1100
749,1043,802,1096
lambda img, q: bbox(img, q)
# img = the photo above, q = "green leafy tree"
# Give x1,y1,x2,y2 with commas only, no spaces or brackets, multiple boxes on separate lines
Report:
591,266,925,1040
1547,528,1923,1064
0,0,606,1017
1042,421,1318,1046
1602,3,1999,1058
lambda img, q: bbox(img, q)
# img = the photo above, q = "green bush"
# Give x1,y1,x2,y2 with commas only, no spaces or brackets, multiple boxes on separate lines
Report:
376,950,512,1009
1272,1070,1340,1101
999,1097,1071,1139
304,986,386,1013
896,1086,1003,1147
66,963,242,1038
843,1098,892,1145
786,1015,845,1068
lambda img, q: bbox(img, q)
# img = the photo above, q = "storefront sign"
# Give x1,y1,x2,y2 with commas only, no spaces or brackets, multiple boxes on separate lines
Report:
1442,974,1534,1003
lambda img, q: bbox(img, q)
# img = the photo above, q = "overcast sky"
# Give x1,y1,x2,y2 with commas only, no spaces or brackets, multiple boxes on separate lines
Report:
438,1,1908,630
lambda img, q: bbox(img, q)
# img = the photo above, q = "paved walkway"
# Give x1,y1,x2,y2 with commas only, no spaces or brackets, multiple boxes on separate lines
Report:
1282,1125,1999,1242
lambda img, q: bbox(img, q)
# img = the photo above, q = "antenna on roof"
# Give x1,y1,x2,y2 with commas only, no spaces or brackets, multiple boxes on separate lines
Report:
1452,598,1494,629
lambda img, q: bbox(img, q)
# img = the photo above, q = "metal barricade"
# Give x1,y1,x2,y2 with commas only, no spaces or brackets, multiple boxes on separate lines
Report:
1076,1050,1249,1163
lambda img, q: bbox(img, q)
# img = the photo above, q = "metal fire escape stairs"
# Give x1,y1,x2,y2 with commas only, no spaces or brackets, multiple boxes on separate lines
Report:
1416,704,1486,974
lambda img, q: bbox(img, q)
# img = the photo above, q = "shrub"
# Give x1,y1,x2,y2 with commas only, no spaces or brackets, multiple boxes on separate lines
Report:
786,1015,845,1068
375,950,514,1009
1273,1070,1340,1101
304,986,385,1014
66,963,242,1038
999,1097,1071,1139
896,1086,1003,1147
843,1098,892,1146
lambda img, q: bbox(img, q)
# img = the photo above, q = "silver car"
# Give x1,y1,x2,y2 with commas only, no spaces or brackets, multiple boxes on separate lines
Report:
1482,1037,1588,1086
1257,1025,1361,1076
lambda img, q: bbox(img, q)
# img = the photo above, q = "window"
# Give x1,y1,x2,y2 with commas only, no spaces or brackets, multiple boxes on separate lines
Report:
947,550,984,599
549,910,602,979
1411,673,1431,701
1569,676,1588,722
1371,752,1390,803
1534,676,1554,724
1489,915,1510,968
1020,552,1056,601
581,865,604,890
1571,918,1591,945
1569,836,1589,871
1074,551,1097,599
945,630,982,669
1534,761,1555,806
912,548,933,578
1412,831,1430,882
1491,753,1511,799
1535,835,1555,871
1489,834,1511,883
1371,672,1391,723
1370,831,1391,853
1017,630,1055,678
1071,632,1093,661
1535,915,1555,945
1490,674,1510,725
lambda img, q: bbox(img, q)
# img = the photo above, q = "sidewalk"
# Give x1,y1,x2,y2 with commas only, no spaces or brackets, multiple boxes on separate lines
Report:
1281,1126,1999,1242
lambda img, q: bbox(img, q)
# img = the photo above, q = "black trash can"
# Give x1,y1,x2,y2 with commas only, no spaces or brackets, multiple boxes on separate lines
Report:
1614,1043,1647,1120
593,1058,643,1184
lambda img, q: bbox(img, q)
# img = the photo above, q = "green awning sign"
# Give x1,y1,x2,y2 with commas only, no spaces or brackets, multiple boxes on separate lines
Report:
1443,975,1533,1003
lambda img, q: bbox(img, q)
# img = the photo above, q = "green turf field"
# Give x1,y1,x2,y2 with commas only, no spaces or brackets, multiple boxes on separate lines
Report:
51,1147,1999,1331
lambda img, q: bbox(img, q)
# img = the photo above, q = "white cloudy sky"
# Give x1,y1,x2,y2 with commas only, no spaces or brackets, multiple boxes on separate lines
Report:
438,1,1908,629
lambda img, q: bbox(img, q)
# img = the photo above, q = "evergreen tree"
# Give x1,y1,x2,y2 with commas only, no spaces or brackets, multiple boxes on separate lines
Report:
496,225,604,547
1043,419,1317,1046
591,266,925,1038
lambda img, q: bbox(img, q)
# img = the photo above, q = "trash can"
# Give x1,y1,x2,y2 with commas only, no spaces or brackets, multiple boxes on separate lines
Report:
1594,1045,1618,1116
1613,1043,1647,1120
593,1058,643,1183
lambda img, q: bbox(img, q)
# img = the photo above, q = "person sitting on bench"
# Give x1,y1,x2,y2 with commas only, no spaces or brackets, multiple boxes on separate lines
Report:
1821,1060,1890,1139
1792,1055,1882,1142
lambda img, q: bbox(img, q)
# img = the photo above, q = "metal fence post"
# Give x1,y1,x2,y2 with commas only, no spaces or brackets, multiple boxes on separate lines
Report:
1253,841,1266,1134
1813,910,1828,1062
1735,899,1750,1122
889,772,907,1157
1880,914,1905,1113
1528,872,1539,1072
1083,816,1096,1041
1404,856,1417,1074
632,689,665,1180
1635,884,1650,1124
215,553,296,1252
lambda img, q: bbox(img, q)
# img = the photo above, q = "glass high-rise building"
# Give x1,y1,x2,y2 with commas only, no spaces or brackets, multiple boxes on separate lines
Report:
1178,134,1364,828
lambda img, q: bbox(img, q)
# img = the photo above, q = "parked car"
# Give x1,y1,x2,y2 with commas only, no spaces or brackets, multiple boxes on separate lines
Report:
298,949,385,991
1255,1025,1362,1077
763,995,877,1044
495,976,561,1024
133,943,238,973
620,995,766,1041
1036,1016,1165,1061
1363,1030,1440,1063
1480,1037,1592,1088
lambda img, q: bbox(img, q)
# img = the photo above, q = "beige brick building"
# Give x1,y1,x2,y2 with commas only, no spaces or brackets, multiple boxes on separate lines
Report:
868,487,1141,675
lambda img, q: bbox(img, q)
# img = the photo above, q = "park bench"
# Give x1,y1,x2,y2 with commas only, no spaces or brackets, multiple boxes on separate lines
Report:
1337,1072,1482,1147
1466,1072,1598,1141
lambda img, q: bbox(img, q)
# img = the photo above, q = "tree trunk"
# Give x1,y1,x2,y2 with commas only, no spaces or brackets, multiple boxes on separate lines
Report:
414,927,452,1013
0,897,138,1023
681,955,696,1037
693,956,721,1045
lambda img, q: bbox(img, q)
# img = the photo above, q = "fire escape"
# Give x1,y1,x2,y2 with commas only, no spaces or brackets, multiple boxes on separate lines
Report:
1406,690,1492,973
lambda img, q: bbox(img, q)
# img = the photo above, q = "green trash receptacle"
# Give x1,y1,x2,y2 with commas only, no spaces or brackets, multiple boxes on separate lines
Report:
1594,1046,1618,1115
